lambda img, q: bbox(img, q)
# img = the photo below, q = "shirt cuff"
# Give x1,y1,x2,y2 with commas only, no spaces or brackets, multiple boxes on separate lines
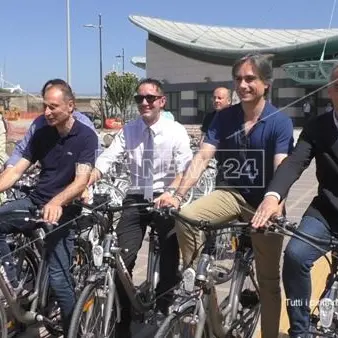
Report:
264,191,281,202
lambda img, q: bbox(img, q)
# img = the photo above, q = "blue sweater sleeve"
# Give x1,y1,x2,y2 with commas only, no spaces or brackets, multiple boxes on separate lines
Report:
6,115,46,166
73,111,96,131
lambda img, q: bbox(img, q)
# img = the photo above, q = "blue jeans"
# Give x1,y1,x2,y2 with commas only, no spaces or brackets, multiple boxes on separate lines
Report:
0,198,76,333
283,215,332,337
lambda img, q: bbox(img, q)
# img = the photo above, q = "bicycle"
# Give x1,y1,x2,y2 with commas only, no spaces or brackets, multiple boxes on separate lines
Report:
265,217,338,337
155,209,261,338
68,200,173,337
0,207,91,338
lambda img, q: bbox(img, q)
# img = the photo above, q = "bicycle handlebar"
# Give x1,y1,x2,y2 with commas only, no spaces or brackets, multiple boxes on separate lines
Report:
73,199,155,213
152,207,251,231
159,210,338,249
270,216,338,248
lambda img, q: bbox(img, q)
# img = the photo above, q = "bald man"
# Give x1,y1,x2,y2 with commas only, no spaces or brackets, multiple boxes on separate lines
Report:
199,87,231,146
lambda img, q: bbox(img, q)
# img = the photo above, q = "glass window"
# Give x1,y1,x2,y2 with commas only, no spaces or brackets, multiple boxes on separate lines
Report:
165,92,180,120
197,94,206,112
197,91,214,123
197,91,214,113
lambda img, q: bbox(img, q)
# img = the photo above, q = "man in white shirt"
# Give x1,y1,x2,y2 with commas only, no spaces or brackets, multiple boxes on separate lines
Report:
88,78,192,338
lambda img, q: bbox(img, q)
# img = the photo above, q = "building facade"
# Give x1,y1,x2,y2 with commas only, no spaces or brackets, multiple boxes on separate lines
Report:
130,15,338,126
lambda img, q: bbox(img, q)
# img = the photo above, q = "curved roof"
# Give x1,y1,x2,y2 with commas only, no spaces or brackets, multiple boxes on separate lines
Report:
129,15,338,57
130,56,146,69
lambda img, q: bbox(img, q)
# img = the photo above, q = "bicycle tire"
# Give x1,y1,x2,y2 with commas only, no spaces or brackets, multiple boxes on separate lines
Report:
0,302,7,338
9,242,39,293
155,307,211,338
68,279,117,338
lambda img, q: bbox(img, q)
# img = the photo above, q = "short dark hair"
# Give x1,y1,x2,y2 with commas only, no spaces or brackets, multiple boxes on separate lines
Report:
232,53,273,96
136,78,164,95
41,78,75,101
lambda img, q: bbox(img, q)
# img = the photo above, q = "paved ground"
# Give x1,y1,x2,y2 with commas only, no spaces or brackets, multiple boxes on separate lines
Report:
12,128,321,338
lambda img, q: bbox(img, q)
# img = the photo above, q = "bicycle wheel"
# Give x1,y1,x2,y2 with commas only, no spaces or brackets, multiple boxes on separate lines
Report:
9,240,39,293
155,307,211,338
68,279,118,337
0,302,7,338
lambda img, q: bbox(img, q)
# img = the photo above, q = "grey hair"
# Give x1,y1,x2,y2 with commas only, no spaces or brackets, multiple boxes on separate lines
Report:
232,53,273,96
42,78,75,102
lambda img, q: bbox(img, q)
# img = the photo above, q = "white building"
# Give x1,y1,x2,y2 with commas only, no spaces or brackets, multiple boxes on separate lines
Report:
129,15,338,126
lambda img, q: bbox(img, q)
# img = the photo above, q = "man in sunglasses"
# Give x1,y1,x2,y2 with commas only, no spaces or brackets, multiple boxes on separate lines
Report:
87,78,193,338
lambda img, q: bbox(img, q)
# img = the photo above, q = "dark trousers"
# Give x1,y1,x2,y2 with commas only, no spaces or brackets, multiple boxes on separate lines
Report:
115,194,179,329
0,197,76,333
283,215,332,337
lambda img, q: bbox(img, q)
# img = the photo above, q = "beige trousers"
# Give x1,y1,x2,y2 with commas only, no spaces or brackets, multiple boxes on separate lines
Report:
176,189,283,338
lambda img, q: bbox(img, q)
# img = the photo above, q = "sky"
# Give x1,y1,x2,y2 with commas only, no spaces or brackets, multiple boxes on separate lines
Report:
0,0,337,95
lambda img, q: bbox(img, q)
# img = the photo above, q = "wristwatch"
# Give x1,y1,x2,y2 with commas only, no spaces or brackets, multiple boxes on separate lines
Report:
164,187,176,196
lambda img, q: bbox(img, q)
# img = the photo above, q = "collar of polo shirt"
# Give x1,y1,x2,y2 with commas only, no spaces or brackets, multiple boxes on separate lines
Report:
60,119,81,138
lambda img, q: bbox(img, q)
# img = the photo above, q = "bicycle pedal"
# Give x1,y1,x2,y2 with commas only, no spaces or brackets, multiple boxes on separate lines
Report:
240,289,259,308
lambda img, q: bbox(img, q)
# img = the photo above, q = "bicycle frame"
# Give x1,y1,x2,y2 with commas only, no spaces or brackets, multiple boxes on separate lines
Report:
168,227,259,338
216,239,259,334
113,226,161,314
88,224,161,318
138,225,161,299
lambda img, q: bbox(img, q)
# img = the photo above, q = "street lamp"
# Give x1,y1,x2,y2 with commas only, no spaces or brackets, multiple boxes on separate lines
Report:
84,14,104,131
116,48,125,74
66,0,71,85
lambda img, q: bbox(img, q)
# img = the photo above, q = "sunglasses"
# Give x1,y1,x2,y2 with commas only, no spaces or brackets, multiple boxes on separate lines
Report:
134,94,163,104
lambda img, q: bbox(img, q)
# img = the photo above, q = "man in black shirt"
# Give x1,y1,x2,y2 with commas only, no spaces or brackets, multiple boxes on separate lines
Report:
199,87,231,145
251,65,338,337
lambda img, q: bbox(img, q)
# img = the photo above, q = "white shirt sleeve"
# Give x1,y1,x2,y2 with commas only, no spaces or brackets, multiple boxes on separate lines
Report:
95,129,126,175
173,123,193,173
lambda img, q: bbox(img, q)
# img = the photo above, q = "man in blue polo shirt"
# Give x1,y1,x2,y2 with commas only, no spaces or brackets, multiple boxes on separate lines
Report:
5,78,97,167
0,80,98,334
156,53,294,337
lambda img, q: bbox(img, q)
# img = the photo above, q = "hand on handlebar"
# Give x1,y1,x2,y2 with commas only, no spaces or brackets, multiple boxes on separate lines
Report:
42,202,63,224
154,192,180,209
251,195,281,228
